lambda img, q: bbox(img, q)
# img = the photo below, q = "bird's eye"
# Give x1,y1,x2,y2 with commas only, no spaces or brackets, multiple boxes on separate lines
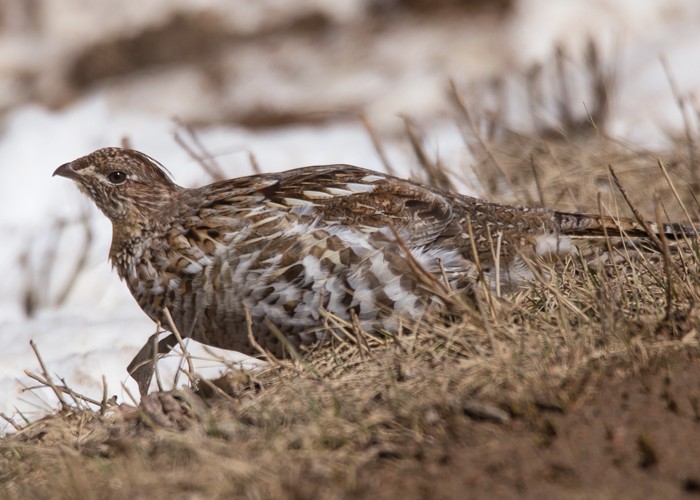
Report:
107,171,127,185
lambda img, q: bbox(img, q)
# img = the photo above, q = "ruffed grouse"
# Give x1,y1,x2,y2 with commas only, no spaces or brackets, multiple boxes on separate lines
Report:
54,147,693,390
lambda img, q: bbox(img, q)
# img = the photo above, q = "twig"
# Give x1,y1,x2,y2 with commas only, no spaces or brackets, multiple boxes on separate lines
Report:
597,192,622,282
23,370,102,407
0,412,21,431
263,318,306,366
654,196,675,323
530,154,546,206
262,316,344,414
485,225,504,301
121,382,140,406
437,258,452,292
152,329,164,393
28,340,70,411
243,303,284,367
607,165,663,251
660,56,698,186
350,309,374,357
248,151,262,175
174,118,227,181
162,307,197,386
403,117,454,192
318,309,363,348
465,215,494,315
585,39,612,129
448,80,514,194
525,63,544,131
360,113,397,176
657,159,699,239
386,223,457,307
37,219,66,309
100,375,108,415
54,211,93,307
554,45,574,131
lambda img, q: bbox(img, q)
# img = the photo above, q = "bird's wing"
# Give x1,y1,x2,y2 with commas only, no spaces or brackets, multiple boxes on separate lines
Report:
218,164,459,248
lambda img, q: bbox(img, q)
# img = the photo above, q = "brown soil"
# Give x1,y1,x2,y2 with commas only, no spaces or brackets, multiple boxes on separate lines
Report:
3,347,698,499
4,38,700,498
362,349,700,500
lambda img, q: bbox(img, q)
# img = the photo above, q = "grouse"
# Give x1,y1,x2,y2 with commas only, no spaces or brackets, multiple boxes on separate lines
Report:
54,147,694,390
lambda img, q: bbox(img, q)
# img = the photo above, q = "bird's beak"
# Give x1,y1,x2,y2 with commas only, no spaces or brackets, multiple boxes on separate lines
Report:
53,162,80,181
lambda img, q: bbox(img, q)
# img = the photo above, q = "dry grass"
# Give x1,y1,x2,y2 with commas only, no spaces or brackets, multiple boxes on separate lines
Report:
3,48,700,498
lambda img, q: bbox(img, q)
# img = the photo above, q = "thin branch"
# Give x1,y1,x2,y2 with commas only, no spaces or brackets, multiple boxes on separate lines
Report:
360,113,397,176
607,165,663,251
28,340,70,411
23,369,102,407
0,412,21,431
54,211,93,307
162,307,197,387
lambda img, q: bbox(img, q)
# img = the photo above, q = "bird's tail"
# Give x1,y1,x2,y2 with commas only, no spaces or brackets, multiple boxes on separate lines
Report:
555,211,699,241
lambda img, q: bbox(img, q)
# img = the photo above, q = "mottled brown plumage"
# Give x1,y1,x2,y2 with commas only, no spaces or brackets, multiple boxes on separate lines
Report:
54,147,694,388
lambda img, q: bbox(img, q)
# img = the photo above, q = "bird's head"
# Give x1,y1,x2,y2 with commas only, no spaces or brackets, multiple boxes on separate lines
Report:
53,147,179,224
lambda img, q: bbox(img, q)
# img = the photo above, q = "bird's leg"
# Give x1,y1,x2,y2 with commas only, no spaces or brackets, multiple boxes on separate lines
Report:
127,332,178,397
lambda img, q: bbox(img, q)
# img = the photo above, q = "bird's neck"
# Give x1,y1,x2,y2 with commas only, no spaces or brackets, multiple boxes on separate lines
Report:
109,221,151,278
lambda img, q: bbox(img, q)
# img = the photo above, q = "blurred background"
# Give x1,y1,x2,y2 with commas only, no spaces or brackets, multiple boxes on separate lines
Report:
1,0,700,426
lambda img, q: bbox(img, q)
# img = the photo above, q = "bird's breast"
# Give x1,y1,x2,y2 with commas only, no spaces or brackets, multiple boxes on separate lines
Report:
112,212,465,355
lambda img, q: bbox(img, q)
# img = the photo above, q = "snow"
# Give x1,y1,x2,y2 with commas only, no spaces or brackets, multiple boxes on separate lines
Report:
0,96,446,427
1,0,700,432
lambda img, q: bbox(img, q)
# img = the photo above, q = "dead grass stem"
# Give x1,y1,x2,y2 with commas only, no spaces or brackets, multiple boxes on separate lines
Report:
3,44,700,498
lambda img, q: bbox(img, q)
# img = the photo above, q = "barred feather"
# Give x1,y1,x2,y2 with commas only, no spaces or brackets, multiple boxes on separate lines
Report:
54,147,698,357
